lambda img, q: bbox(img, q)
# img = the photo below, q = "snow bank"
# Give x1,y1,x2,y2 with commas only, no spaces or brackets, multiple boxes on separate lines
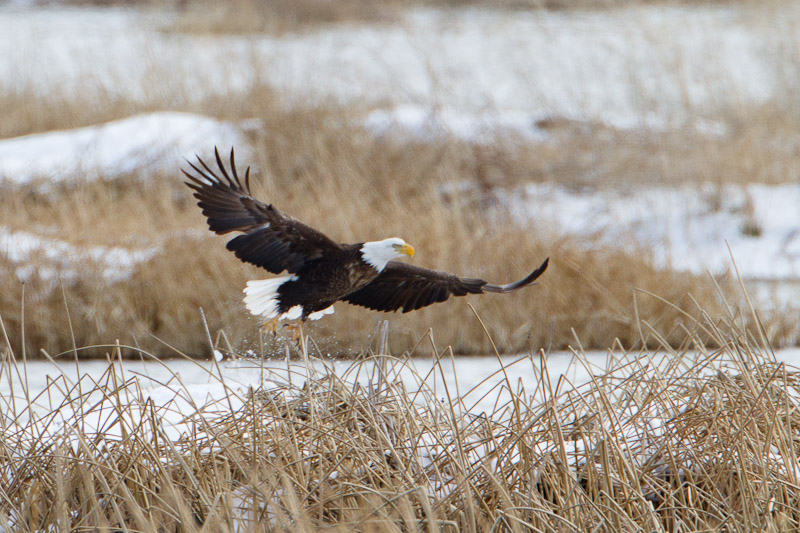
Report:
0,112,253,185
502,183,800,280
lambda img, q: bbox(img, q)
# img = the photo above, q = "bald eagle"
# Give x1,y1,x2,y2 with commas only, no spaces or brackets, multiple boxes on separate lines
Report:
184,148,548,326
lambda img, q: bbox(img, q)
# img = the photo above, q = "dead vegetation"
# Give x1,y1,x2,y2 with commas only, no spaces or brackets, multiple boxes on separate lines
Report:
0,2,797,529
0,93,758,357
1,302,798,531
2,81,796,357
166,0,756,36
170,0,404,35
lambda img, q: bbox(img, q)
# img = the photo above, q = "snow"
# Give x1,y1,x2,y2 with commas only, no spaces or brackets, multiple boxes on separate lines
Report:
502,183,800,281
364,105,549,143
0,112,254,185
1,4,798,133
17,347,798,430
0,226,158,283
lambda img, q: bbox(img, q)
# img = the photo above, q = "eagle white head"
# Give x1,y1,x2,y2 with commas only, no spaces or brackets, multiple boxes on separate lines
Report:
360,237,415,272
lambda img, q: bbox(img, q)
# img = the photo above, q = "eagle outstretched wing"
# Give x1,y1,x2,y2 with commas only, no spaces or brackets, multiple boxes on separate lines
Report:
183,148,342,274
343,258,549,313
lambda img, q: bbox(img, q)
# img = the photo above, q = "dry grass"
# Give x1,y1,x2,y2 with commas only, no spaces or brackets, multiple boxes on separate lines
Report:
0,93,760,357
2,81,797,357
1,301,798,531
525,105,800,187
167,0,752,36
171,0,404,35
2,3,798,526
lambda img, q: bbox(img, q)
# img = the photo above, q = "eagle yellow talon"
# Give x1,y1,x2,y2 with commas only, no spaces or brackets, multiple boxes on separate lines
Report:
260,318,281,337
283,322,304,345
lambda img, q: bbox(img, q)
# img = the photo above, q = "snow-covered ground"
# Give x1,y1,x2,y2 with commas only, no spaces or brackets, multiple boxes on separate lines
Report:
2,4,798,134
504,183,800,280
0,353,596,445
0,112,254,186
0,352,601,421
0,226,157,283
3,348,800,436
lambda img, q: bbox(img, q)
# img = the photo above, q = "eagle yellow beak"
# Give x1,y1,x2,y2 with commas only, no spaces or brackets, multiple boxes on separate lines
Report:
395,243,415,257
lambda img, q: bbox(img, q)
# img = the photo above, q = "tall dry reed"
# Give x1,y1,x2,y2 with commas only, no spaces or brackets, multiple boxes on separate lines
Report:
0,295,797,531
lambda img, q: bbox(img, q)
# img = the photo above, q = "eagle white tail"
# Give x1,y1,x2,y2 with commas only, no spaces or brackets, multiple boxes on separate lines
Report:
243,275,297,318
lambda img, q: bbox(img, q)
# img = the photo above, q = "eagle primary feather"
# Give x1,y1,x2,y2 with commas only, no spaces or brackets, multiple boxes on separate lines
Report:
185,148,548,322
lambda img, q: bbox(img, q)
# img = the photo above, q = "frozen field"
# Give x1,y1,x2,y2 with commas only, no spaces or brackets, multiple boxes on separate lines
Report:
3,4,798,130
3,352,603,416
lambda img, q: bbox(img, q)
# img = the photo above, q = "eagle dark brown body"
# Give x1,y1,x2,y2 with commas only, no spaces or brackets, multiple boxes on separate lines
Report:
184,148,548,323
270,248,378,319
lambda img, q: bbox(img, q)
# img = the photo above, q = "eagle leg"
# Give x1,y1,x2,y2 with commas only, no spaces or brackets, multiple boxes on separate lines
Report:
260,317,282,337
283,322,305,346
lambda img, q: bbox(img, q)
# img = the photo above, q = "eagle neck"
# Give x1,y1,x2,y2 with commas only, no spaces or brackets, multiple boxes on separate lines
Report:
360,241,393,272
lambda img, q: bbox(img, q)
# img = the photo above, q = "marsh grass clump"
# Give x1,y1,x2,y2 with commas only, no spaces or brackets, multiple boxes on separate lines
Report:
2,302,800,531
740,218,763,237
